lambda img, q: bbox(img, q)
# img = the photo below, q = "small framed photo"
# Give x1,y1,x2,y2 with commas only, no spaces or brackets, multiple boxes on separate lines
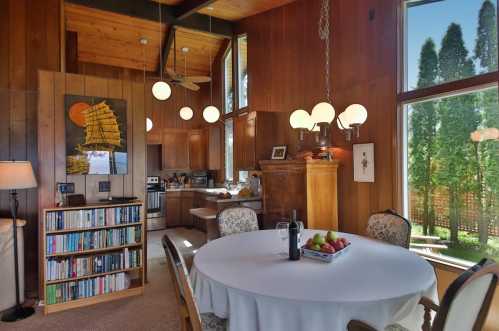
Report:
271,145,287,160
353,143,375,182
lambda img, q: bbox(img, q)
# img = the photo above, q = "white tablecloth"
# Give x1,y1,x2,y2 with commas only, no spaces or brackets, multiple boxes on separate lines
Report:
190,230,437,331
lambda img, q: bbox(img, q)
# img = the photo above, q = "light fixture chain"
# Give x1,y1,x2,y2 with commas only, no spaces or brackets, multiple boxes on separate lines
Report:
209,15,213,104
158,2,163,80
318,0,330,103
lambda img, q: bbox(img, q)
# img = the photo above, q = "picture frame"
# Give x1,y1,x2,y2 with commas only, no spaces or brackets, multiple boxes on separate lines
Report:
353,143,375,182
271,145,287,160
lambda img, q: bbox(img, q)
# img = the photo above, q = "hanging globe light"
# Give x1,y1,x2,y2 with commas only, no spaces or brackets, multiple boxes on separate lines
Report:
344,104,368,125
289,109,313,130
152,81,172,101
179,106,194,121
146,117,153,132
203,105,220,123
311,102,335,125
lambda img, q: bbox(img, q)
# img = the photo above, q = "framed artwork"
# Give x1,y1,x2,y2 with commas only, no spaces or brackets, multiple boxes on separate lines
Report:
271,145,287,160
65,95,128,175
353,143,375,182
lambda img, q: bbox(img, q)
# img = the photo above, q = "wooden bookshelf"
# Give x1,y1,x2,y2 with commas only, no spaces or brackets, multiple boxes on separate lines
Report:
42,201,145,315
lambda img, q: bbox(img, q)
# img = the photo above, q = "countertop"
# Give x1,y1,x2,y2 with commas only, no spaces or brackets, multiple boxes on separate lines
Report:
165,187,262,203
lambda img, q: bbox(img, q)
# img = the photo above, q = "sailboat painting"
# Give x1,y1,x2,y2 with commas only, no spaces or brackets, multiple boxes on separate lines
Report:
65,95,128,175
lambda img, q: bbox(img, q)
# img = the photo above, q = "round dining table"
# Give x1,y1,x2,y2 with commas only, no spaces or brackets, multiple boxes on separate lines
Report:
190,229,437,331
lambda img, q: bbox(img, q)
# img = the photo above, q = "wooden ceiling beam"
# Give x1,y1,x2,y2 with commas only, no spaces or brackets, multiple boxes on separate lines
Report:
159,26,177,75
175,0,218,20
66,0,233,38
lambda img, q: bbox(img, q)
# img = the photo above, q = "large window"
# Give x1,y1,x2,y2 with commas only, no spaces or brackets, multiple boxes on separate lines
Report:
401,0,499,264
237,34,248,109
223,46,233,114
225,118,234,182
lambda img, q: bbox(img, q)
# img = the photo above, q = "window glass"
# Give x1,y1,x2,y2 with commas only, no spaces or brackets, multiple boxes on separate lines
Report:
405,0,497,91
225,118,234,182
405,87,499,263
237,35,248,108
224,47,233,114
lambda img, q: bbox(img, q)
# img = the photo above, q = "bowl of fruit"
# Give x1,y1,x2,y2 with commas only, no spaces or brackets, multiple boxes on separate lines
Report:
302,231,351,262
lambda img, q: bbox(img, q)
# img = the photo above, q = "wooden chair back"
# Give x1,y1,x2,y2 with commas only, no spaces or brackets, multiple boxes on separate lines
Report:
162,234,203,331
433,258,498,331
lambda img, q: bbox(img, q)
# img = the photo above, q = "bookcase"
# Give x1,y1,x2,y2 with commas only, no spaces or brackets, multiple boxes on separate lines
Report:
41,201,145,314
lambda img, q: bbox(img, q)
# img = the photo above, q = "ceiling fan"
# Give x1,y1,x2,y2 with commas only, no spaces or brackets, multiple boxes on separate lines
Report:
165,30,211,91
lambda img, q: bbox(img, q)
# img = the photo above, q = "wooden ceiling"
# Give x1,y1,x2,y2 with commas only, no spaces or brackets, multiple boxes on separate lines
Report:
154,0,298,21
65,3,167,72
167,27,225,76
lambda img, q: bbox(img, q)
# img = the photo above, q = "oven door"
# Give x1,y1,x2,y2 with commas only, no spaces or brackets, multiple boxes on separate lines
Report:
147,192,166,231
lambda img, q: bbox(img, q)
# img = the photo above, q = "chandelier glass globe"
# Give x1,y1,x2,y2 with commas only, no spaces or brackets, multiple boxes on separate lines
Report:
311,102,335,124
289,109,313,130
152,81,172,101
203,105,220,123
179,106,194,121
146,117,153,132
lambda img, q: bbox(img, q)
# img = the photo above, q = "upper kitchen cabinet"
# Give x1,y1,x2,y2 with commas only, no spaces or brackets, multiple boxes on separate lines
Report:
189,130,207,170
205,125,222,171
162,130,190,170
234,111,277,172
147,131,162,145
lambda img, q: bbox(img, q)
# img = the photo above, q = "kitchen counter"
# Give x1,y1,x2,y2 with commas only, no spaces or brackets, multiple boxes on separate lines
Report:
165,187,261,203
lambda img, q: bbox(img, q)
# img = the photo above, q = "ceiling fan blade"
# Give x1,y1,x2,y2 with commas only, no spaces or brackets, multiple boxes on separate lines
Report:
166,68,180,79
180,81,200,91
185,76,212,83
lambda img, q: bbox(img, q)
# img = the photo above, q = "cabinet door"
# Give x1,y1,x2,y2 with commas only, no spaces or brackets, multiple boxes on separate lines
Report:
181,194,194,227
147,131,161,145
234,112,256,172
165,195,182,227
206,126,221,170
163,130,189,170
189,130,206,170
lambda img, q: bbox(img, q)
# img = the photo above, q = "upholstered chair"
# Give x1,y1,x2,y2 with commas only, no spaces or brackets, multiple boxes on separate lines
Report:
348,258,499,331
366,209,411,248
162,235,227,331
217,207,259,237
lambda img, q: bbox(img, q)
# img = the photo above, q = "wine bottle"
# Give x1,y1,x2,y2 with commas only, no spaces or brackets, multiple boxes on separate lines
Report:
288,209,301,260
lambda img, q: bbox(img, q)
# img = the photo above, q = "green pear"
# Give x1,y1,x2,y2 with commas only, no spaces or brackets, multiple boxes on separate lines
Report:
326,231,337,242
311,244,322,251
313,233,325,245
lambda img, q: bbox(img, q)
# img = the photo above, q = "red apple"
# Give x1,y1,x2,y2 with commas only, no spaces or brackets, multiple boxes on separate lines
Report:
340,237,349,246
334,239,345,251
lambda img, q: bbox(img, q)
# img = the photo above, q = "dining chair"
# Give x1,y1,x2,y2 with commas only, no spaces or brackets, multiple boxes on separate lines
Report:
347,258,499,331
217,206,259,237
366,209,411,248
162,234,227,331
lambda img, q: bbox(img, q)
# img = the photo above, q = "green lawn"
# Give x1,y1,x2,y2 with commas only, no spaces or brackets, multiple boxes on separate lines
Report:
411,224,499,263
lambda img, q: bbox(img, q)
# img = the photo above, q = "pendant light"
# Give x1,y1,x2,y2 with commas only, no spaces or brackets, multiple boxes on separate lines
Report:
140,37,154,133
311,0,335,146
179,47,194,121
203,13,220,123
152,2,172,101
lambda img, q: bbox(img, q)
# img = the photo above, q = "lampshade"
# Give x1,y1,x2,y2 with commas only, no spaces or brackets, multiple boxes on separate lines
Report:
311,102,335,124
152,81,172,101
146,118,153,132
180,106,194,121
203,105,220,123
344,104,368,125
337,111,352,129
289,109,313,130
0,161,37,190
312,124,320,132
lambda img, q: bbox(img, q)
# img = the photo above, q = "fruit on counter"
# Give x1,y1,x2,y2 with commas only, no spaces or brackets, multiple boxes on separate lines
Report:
304,232,350,254
312,233,326,245
217,192,232,199
238,187,253,198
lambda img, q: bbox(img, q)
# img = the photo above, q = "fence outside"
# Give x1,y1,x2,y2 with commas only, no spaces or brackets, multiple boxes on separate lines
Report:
409,189,499,237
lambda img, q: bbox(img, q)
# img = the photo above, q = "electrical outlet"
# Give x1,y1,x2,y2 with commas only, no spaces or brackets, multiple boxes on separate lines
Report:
99,181,111,192
57,182,75,194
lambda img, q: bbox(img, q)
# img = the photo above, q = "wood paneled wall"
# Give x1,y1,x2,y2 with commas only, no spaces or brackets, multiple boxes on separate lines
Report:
0,0,62,296
236,0,398,235
37,71,147,297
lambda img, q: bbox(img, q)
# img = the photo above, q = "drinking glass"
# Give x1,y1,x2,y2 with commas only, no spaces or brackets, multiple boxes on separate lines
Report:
297,221,305,246
275,222,289,256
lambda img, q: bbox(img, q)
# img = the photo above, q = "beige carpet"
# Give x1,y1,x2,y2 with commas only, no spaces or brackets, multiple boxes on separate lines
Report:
0,228,206,331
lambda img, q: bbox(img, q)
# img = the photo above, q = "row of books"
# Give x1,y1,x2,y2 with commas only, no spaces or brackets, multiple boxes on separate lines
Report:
46,272,128,305
46,248,142,281
45,205,141,231
46,227,142,255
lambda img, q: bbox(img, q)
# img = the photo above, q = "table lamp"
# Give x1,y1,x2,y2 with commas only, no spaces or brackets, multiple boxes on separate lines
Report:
0,161,37,322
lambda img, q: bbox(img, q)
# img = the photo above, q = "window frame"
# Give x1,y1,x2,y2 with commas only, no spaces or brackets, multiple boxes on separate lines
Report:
236,34,248,111
222,42,234,115
397,0,499,266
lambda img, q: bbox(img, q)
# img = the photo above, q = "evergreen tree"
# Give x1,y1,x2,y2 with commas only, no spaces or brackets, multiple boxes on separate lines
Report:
436,23,479,243
475,0,498,245
409,38,438,235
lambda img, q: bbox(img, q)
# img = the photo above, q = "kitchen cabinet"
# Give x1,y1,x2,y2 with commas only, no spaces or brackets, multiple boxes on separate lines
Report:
189,130,206,170
162,130,189,170
147,131,161,145
260,160,339,230
180,192,195,227
205,125,222,170
165,192,182,227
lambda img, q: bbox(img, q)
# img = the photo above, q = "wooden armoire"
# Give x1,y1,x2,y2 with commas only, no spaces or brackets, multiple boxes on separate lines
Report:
259,160,339,230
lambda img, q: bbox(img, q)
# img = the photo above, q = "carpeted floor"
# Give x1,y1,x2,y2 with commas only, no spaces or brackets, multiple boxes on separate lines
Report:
0,228,206,331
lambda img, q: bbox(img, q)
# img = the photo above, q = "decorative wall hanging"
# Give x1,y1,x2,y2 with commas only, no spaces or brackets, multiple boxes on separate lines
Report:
65,95,128,175
353,143,375,183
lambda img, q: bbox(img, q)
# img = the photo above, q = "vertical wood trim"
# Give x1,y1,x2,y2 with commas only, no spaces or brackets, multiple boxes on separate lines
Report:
60,0,65,72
